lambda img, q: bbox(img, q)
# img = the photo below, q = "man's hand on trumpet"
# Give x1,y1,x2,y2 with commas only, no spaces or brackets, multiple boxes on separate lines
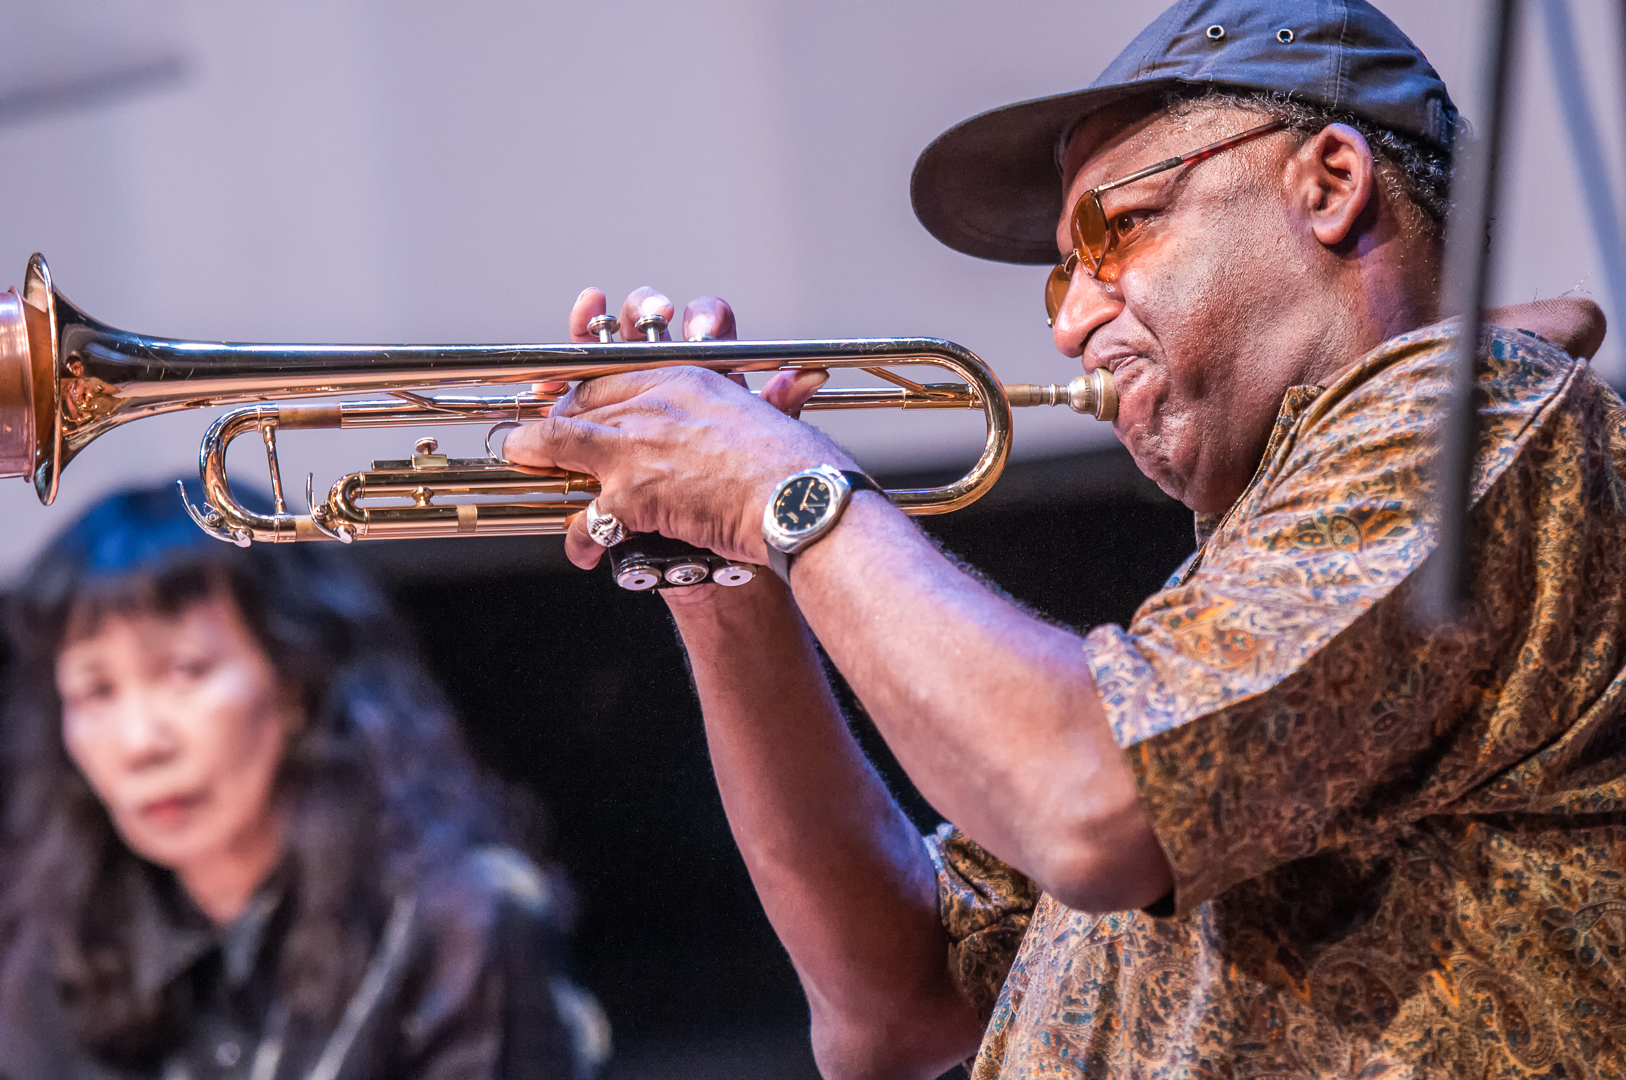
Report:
506,286,833,572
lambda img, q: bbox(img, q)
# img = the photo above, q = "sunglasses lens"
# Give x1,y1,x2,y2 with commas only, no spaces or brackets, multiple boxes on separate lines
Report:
1045,262,1072,325
1047,193,1112,324
1071,196,1109,268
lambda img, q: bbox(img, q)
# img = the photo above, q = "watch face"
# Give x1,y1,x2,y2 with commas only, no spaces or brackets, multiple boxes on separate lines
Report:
773,474,833,533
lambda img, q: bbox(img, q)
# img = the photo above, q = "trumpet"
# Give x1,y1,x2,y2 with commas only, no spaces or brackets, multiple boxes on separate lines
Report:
0,254,1115,584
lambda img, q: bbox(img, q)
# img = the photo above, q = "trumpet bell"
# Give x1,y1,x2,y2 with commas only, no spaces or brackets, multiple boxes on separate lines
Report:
0,287,38,482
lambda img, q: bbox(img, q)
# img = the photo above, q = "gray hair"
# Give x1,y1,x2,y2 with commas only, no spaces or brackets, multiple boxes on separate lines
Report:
1166,87,1456,242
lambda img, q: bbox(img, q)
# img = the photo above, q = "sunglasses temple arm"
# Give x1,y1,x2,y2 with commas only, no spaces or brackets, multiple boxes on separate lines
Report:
1179,120,1289,168
1094,120,1289,195
1094,156,1185,194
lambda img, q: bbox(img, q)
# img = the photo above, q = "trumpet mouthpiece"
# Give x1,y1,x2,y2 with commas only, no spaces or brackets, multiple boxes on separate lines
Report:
1005,369,1117,421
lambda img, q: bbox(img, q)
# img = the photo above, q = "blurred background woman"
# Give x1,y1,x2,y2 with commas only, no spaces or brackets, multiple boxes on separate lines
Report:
0,483,607,1080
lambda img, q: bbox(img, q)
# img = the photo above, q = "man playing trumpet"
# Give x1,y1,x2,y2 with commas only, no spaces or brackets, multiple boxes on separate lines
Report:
508,1,1625,1075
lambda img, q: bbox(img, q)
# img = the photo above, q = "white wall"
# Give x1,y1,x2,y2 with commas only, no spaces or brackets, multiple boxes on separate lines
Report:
0,0,1619,579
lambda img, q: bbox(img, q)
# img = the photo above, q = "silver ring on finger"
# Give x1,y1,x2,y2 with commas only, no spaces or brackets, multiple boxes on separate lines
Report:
584,499,629,548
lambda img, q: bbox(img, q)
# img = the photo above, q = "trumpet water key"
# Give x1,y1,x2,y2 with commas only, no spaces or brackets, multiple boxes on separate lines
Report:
0,254,1116,586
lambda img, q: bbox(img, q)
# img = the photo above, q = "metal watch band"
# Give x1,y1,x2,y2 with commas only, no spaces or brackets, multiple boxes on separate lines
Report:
766,543,793,585
839,470,883,501
766,470,881,585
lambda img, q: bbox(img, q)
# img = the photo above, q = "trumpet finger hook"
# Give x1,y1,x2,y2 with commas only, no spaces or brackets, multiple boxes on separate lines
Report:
486,421,523,462
176,481,248,546
304,473,353,543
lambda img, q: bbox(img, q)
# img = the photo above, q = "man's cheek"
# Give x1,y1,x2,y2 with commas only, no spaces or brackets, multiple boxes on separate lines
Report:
1112,360,1167,435
1113,385,1167,474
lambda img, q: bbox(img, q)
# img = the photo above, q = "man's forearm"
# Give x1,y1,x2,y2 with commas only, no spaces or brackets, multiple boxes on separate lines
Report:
791,492,1171,912
665,579,983,1077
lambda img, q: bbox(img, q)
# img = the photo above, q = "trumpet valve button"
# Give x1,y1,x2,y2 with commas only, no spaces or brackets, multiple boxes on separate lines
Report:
587,314,619,343
712,564,756,587
616,563,662,591
664,561,711,587
634,311,669,342
414,437,439,455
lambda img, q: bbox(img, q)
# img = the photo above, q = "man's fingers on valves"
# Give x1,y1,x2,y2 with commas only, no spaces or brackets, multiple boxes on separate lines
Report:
568,287,610,343
571,286,736,344
619,286,675,342
552,284,763,425
682,296,737,342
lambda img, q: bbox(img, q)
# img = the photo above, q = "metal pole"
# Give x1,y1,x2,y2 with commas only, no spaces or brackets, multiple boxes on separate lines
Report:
1537,0,1626,367
1412,0,1520,624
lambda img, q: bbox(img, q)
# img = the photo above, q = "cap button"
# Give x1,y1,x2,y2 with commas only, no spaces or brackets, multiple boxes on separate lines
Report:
1206,24,1225,41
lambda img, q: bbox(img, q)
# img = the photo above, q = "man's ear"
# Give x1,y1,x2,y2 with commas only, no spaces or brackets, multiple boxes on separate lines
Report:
1294,122,1377,249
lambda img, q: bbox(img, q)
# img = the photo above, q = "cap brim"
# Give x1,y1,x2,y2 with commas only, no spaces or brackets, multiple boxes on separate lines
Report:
911,79,1185,265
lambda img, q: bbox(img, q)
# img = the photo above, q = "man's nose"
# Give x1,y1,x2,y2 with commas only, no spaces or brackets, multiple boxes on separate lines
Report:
1051,271,1123,361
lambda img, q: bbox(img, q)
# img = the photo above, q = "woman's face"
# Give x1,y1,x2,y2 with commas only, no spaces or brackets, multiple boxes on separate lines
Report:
54,593,299,881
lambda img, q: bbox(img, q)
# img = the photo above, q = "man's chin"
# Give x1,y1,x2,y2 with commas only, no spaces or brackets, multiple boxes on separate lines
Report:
1124,441,1188,506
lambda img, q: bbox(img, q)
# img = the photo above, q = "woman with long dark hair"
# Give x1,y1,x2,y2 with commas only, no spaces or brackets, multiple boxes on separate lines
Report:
0,483,607,1079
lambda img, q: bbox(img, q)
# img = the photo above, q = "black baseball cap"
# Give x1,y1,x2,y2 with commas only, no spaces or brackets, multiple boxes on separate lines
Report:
911,0,1458,265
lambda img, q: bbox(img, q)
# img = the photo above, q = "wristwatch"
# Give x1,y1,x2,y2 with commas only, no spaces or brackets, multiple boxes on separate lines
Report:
762,464,883,584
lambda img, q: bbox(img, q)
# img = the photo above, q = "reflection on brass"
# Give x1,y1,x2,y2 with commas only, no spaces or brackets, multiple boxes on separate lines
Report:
0,254,1115,546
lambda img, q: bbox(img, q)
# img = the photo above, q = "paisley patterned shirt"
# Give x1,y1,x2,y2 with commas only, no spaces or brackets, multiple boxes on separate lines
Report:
927,320,1626,1078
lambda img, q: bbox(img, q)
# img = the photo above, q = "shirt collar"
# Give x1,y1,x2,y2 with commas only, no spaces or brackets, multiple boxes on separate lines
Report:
121,861,287,1000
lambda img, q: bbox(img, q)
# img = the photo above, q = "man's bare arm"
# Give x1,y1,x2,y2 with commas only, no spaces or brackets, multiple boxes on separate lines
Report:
788,494,1171,912
660,494,1170,1078
665,580,984,1079
541,287,986,1076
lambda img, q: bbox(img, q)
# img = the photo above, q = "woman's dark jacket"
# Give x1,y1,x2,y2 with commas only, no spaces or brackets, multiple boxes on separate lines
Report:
0,846,606,1080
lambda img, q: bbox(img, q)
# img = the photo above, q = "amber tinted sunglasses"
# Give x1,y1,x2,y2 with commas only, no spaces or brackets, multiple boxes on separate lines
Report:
1045,119,1287,325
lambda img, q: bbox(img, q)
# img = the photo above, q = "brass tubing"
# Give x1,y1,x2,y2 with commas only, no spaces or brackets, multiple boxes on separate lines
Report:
189,406,302,544
328,396,558,428
186,333,1019,542
341,503,581,540
795,385,978,410
356,463,598,499
187,361,1120,544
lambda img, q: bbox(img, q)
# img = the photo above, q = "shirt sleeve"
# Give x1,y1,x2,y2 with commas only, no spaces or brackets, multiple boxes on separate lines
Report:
1083,329,1613,915
924,824,1040,1022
